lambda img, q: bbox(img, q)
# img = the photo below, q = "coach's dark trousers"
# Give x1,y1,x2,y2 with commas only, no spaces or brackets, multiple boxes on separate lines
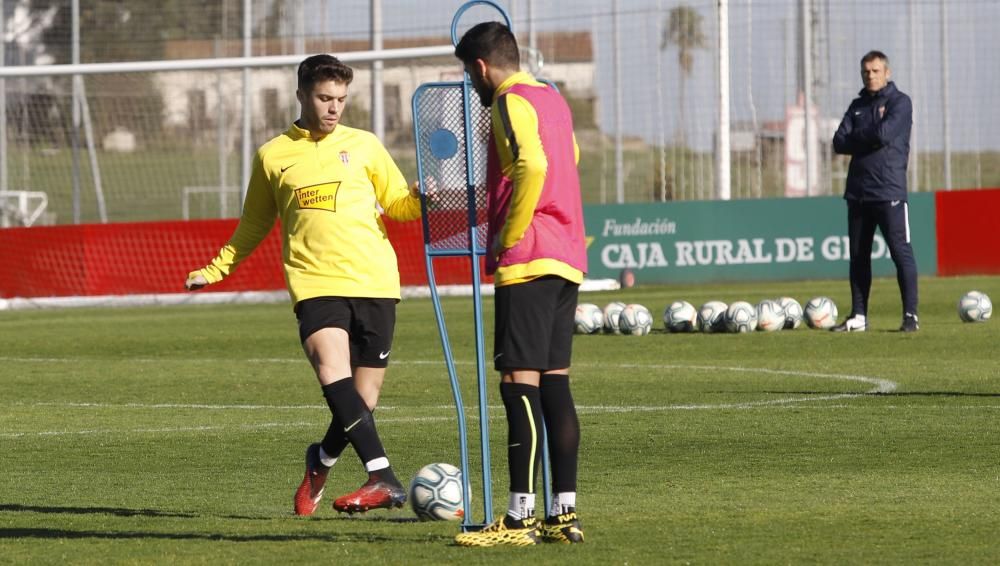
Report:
846,199,919,318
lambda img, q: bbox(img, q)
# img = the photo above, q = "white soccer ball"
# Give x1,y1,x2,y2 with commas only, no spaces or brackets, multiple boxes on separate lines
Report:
958,290,992,323
697,301,728,333
777,297,804,330
574,303,604,334
663,300,698,333
618,303,653,336
409,463,465,521
756,299,785,332
725,301,758,333
804,296,838,329
602,301,627,334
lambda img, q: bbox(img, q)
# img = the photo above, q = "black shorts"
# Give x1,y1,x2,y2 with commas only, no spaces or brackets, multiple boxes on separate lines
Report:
493,276,579,372
294,297,396,368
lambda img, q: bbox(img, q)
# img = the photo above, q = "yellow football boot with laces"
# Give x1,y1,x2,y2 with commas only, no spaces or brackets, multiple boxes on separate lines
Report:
455,515,539,547
539,511,585,544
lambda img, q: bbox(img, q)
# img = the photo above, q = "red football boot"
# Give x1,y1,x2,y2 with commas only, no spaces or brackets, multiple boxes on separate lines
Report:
332,477,407,514
293,443,329,516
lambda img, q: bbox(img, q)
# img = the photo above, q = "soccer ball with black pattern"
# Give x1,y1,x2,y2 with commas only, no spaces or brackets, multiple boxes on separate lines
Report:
755,299,785,332
602,301,627,334
574,303,604,334
618,303,653,336
697,301,728,333
409,463,465,521
958,290,992,323
777,296,804,329
663,300,698,333
804,296,838,329
725,301,758,333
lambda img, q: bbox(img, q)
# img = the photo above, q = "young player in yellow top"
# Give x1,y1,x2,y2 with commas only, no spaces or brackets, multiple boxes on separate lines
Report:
191,90,420,303
186,54,420,515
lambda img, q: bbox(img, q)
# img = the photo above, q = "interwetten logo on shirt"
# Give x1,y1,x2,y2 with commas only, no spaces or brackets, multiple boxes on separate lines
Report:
295,182,341,212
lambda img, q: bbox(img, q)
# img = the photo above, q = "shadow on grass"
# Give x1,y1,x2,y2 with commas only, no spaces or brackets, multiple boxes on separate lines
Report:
0,503,448,543
202,513,424,522
0,503,196,518
1,503,426,523
0,527,395,543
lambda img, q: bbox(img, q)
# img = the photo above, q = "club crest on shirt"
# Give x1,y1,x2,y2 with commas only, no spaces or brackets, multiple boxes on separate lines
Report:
294,182,341,212
339,151,350,166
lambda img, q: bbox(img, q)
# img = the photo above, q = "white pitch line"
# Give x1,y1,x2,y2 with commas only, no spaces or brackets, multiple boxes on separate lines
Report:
0,416,458,439
0,356,898,392
6,404,1000,439
3,361,898,410
21,400,1000,415
22,401,346,411
576,395,860,412
17,395,871,413
0,417,458,438
603,363,898,394
0,422,315,438
2,360,901,439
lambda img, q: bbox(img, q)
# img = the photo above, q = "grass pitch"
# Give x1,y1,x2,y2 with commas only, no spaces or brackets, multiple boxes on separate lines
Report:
2,275,999,564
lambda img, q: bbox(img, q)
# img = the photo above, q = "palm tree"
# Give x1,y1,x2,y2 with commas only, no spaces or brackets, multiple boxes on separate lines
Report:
661,5,707,146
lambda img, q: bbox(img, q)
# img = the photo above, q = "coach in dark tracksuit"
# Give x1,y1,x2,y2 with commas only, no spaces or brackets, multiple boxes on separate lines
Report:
831,50,919,333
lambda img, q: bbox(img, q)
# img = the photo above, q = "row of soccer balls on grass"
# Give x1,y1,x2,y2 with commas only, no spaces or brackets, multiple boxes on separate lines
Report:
577,297,829,335
576,290,994,336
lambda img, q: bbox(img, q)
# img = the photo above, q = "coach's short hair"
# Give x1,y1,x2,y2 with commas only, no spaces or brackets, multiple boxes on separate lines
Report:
861,50,890,68
297,54,354,92
455,21,520,69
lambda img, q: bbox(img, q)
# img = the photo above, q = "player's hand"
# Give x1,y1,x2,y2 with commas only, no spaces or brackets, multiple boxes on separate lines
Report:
491,239,504,260
185,273,208,291
412,179,439,205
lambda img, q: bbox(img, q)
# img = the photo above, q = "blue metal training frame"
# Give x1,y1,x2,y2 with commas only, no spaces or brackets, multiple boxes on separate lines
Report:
412,0,551,530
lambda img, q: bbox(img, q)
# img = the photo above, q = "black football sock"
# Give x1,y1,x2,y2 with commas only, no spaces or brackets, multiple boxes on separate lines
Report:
540,374,580,495
320,402,381,463
500,382,543,497
319,420,349,466
321,379,395,483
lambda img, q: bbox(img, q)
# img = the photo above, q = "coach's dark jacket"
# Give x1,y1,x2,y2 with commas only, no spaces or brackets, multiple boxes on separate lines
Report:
832,81,912,203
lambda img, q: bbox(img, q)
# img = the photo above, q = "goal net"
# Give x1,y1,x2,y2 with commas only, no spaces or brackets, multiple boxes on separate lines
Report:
0,44,468,307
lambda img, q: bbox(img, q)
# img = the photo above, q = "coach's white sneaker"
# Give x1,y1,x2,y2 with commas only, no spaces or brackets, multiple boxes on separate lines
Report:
830,314,867,332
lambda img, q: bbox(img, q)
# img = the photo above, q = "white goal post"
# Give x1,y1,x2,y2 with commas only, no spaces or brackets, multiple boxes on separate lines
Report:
0,47,457,78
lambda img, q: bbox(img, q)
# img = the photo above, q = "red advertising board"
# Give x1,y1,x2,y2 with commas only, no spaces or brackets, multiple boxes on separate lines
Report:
935,188,1000,276
0,218,486,298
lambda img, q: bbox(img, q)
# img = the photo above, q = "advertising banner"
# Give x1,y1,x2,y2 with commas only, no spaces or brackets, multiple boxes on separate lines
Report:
935,188,1000,276
584,194,937,284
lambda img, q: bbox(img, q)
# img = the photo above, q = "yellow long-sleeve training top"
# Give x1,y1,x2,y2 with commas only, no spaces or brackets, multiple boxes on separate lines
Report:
190,122,421,304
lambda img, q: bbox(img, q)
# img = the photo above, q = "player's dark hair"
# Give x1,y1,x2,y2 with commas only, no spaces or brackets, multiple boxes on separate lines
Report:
454,21,520,69
297,54,354,92
861,50,890,69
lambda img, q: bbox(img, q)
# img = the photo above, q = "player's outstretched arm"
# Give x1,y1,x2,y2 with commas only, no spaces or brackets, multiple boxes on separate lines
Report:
183,152,277,293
